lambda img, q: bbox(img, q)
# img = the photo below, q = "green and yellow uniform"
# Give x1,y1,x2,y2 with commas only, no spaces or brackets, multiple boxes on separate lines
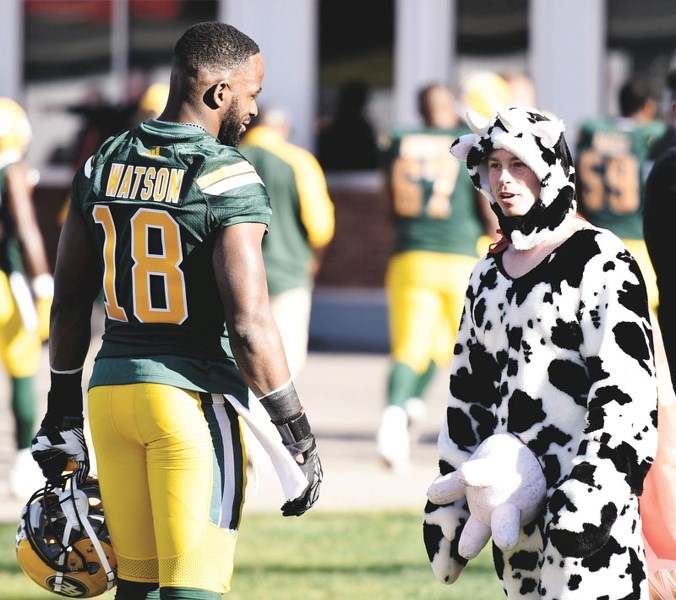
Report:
383,125,482,407
0,166,42,381
241,126,334,296
575,117,666,310
0,165,43,459
73,120,270,593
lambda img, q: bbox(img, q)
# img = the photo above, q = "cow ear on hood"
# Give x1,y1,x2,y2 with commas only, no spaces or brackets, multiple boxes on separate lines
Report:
450,133,478,161
531,119,565,149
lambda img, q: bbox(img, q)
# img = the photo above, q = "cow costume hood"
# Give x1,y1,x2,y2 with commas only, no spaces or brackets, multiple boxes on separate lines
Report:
450,106,576,250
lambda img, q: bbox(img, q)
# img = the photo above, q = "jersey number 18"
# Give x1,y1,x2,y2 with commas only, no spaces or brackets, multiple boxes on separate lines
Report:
93,205,188,324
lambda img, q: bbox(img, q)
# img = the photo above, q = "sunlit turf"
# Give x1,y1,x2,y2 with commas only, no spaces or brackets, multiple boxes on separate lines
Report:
2,511,503,599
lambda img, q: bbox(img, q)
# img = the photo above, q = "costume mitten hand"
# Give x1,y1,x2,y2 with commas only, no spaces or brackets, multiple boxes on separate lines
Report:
546,461,623,558
423,496,469,584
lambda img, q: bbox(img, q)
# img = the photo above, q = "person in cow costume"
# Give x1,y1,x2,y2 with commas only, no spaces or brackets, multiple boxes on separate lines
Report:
423,105,658,599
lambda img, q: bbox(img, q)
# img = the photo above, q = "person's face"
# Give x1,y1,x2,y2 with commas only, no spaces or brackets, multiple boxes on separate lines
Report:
487,149,541,216
424,86,456,128
218,53,265,147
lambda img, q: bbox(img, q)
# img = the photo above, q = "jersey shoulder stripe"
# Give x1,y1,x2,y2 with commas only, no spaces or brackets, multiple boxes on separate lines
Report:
200,171,264,195
83,155,95,178
196,161,260,190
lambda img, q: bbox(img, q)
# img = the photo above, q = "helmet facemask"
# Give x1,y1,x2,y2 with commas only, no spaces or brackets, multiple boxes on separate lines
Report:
16,474,117,598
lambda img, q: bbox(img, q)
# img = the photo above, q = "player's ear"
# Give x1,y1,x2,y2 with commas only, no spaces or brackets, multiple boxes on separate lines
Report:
204,81,229,110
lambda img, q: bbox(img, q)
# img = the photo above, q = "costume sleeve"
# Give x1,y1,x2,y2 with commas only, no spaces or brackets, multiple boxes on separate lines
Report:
423,261,500,583
546,233,658,558
575,234,657,494
440,261,503,461
293,147,335,249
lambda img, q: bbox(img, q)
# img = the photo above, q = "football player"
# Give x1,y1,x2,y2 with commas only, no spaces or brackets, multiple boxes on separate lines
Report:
377,83,497,470
575,78,666,313
0,97,54,500
30,22,321,600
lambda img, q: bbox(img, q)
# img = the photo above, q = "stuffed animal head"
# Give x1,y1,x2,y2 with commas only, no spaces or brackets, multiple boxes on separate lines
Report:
450,106,577,250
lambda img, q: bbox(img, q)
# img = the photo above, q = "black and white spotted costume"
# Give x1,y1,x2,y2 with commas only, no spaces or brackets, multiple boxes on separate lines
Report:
423,107,658,599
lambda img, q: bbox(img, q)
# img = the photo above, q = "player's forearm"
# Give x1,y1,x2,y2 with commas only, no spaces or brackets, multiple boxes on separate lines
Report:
6,162,51,275
16,224,51,277
228,315,291,397
48,295,93,371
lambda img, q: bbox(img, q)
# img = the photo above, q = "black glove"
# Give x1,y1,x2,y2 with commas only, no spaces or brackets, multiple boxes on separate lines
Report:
30,414,90,486
281,433,323,517
258,382,322,517
31,369,89,487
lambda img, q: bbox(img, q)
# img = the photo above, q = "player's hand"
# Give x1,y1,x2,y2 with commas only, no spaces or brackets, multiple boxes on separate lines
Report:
257,382,322,516
281,434,323,517
30,415,90,486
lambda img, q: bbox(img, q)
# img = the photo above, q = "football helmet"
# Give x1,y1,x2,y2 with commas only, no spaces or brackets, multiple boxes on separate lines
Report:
137,82,169,121
16,473,117,598
0,97,32,168
459,71,512,119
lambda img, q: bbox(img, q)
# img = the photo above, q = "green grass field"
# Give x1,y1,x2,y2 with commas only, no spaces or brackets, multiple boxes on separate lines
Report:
2,511,503,599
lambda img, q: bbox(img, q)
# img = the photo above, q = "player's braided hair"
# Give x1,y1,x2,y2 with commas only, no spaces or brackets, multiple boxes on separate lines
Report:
173,21,259,76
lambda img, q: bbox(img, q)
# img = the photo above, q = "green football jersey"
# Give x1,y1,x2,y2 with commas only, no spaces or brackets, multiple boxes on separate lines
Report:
0,166,24,274
575,117,666,239
239,142,312,295
72,120,271,399
384,125,482,256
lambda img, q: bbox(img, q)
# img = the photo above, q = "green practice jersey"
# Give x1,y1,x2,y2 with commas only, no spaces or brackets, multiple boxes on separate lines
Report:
384,125,482,256
575,117,666,239
0,166,24,274
241,125,334,296
72,120,271,399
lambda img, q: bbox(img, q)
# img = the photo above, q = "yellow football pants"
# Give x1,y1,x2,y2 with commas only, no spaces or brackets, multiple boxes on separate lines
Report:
623,238,659,314
88,383,247,595
386,251,478,372
0,270,41,378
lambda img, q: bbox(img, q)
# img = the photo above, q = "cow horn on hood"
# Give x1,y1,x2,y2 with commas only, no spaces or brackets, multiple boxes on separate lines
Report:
465,109,490,137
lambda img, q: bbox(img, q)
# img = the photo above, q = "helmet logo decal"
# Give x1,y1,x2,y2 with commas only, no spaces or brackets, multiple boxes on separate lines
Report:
16,473,117,598
47,575,90,597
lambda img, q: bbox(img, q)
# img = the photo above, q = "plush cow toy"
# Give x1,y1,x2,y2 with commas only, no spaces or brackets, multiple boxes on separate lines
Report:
427,433,546,560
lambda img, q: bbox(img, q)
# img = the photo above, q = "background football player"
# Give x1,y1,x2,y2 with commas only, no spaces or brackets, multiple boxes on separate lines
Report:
377,82,497,471
575,78,666,313
0,97,53,500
